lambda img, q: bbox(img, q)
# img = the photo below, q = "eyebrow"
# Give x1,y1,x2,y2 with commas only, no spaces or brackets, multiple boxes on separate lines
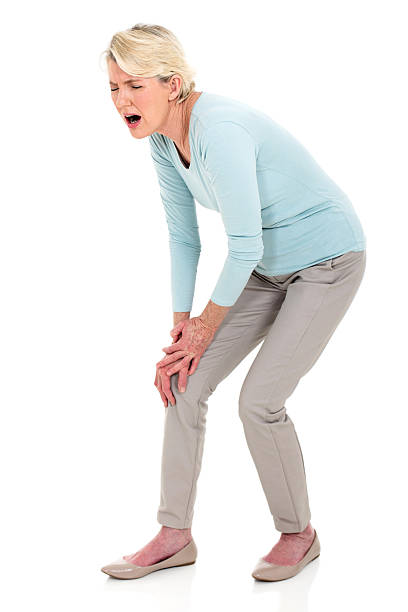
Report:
109,78,142,85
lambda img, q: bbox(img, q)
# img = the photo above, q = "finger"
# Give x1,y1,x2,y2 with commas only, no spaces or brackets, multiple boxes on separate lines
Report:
156,351,189,367
188,356,201,376
161,374,176,406
157,381,168,406
159,369,176,405
170,320,187,336
157,350,188,365
155,371,167,406
165,355,193,377
159,388,168,407
154,373,168,407
161,343,184,355
177,366,189,392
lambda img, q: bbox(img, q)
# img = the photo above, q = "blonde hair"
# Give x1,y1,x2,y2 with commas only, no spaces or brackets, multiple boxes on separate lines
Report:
100,23,197,104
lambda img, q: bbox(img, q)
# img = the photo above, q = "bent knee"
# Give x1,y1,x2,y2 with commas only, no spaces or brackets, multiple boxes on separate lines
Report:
238,387,287,423
169,372,213,405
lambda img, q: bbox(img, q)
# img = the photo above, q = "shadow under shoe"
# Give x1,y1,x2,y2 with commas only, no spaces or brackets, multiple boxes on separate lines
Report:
252,530,320,581
101,538,197,579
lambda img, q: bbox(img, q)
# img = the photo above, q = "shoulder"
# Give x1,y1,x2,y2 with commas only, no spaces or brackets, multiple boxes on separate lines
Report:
148,131,169,156
193,92,261,128
192,93,264,155
148,131,174,168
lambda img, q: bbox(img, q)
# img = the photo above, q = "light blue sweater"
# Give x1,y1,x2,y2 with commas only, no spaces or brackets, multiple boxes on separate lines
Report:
149,92,366,312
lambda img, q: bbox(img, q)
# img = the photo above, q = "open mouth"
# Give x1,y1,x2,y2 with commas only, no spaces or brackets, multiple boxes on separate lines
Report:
125,114,141,126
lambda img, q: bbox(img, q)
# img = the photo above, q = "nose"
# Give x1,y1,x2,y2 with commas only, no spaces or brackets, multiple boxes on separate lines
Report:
115,87,132,108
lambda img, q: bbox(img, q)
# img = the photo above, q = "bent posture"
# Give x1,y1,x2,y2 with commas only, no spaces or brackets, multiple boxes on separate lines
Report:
101,23,366,582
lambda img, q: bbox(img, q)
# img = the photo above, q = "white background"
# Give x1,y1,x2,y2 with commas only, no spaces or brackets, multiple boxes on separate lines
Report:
1,1,407,610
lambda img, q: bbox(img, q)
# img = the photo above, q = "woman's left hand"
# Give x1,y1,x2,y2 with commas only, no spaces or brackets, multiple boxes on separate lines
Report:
156,317,217,381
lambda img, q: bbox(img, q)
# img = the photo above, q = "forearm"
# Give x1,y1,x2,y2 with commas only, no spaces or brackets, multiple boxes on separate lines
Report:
173,311,190,326
198,299,231,331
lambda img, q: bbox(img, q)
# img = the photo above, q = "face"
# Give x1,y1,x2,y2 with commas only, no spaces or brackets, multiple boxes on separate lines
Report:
108,59,178,139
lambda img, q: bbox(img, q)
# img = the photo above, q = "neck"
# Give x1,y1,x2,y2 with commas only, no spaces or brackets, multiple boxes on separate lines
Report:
159,91,202,154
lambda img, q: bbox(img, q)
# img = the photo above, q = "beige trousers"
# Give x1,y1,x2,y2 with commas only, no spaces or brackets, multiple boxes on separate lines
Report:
157,249,366,532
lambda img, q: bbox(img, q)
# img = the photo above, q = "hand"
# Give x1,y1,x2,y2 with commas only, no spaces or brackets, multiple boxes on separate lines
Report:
154,318,191,407
154,359,187,407
156,317,217,382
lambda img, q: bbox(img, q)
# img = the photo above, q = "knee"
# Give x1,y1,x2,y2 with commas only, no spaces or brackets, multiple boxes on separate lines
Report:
169,371,213,406
238,385,287,424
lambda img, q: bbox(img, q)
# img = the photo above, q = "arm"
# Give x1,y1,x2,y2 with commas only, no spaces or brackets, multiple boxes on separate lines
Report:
199,299,231,331
173,311,190,327
198,121,264,329
149,135,201,318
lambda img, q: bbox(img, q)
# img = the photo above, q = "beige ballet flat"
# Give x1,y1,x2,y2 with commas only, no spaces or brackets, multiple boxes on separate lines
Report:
252,530,320,581
101,539,197,579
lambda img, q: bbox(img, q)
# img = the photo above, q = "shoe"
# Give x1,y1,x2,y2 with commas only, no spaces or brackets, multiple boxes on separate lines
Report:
251,529,320,581
101,539,197,579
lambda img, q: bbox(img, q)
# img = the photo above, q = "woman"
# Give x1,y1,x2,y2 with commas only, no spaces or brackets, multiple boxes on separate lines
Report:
101,23,366,581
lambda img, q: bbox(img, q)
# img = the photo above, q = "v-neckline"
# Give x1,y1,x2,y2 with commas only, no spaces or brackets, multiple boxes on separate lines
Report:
174,143,190,169
170,92,205,172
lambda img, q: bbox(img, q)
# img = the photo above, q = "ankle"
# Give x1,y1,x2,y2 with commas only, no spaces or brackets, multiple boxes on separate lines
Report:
160,525,192,538
300,522,314,536
282,522,314,538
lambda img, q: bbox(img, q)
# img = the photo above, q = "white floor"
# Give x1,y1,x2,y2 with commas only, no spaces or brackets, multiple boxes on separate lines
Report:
2,3,406,606
2,353,406,612
4,512,404,612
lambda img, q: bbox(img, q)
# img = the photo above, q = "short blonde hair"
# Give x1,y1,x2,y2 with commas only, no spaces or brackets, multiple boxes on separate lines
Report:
100,23,197,104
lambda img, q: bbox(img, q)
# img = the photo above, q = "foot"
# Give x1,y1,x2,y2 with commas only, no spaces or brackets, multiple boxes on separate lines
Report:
122,526,192,567
262,522,315,566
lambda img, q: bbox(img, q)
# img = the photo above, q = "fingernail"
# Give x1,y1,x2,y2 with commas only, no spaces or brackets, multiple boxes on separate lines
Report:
180,387,185,392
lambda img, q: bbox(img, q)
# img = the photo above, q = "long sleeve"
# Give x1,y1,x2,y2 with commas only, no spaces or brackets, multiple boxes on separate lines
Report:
201,121,264,306
149,135,201,312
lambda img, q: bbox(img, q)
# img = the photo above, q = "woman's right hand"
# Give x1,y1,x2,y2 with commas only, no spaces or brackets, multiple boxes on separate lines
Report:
154,314,191,407
154,356,188,407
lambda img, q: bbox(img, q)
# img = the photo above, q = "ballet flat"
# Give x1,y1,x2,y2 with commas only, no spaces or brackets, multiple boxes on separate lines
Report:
251,529,320,581
101,539,197,579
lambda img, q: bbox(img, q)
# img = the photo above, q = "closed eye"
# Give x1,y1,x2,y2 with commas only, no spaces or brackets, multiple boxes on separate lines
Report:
110,86,142,92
